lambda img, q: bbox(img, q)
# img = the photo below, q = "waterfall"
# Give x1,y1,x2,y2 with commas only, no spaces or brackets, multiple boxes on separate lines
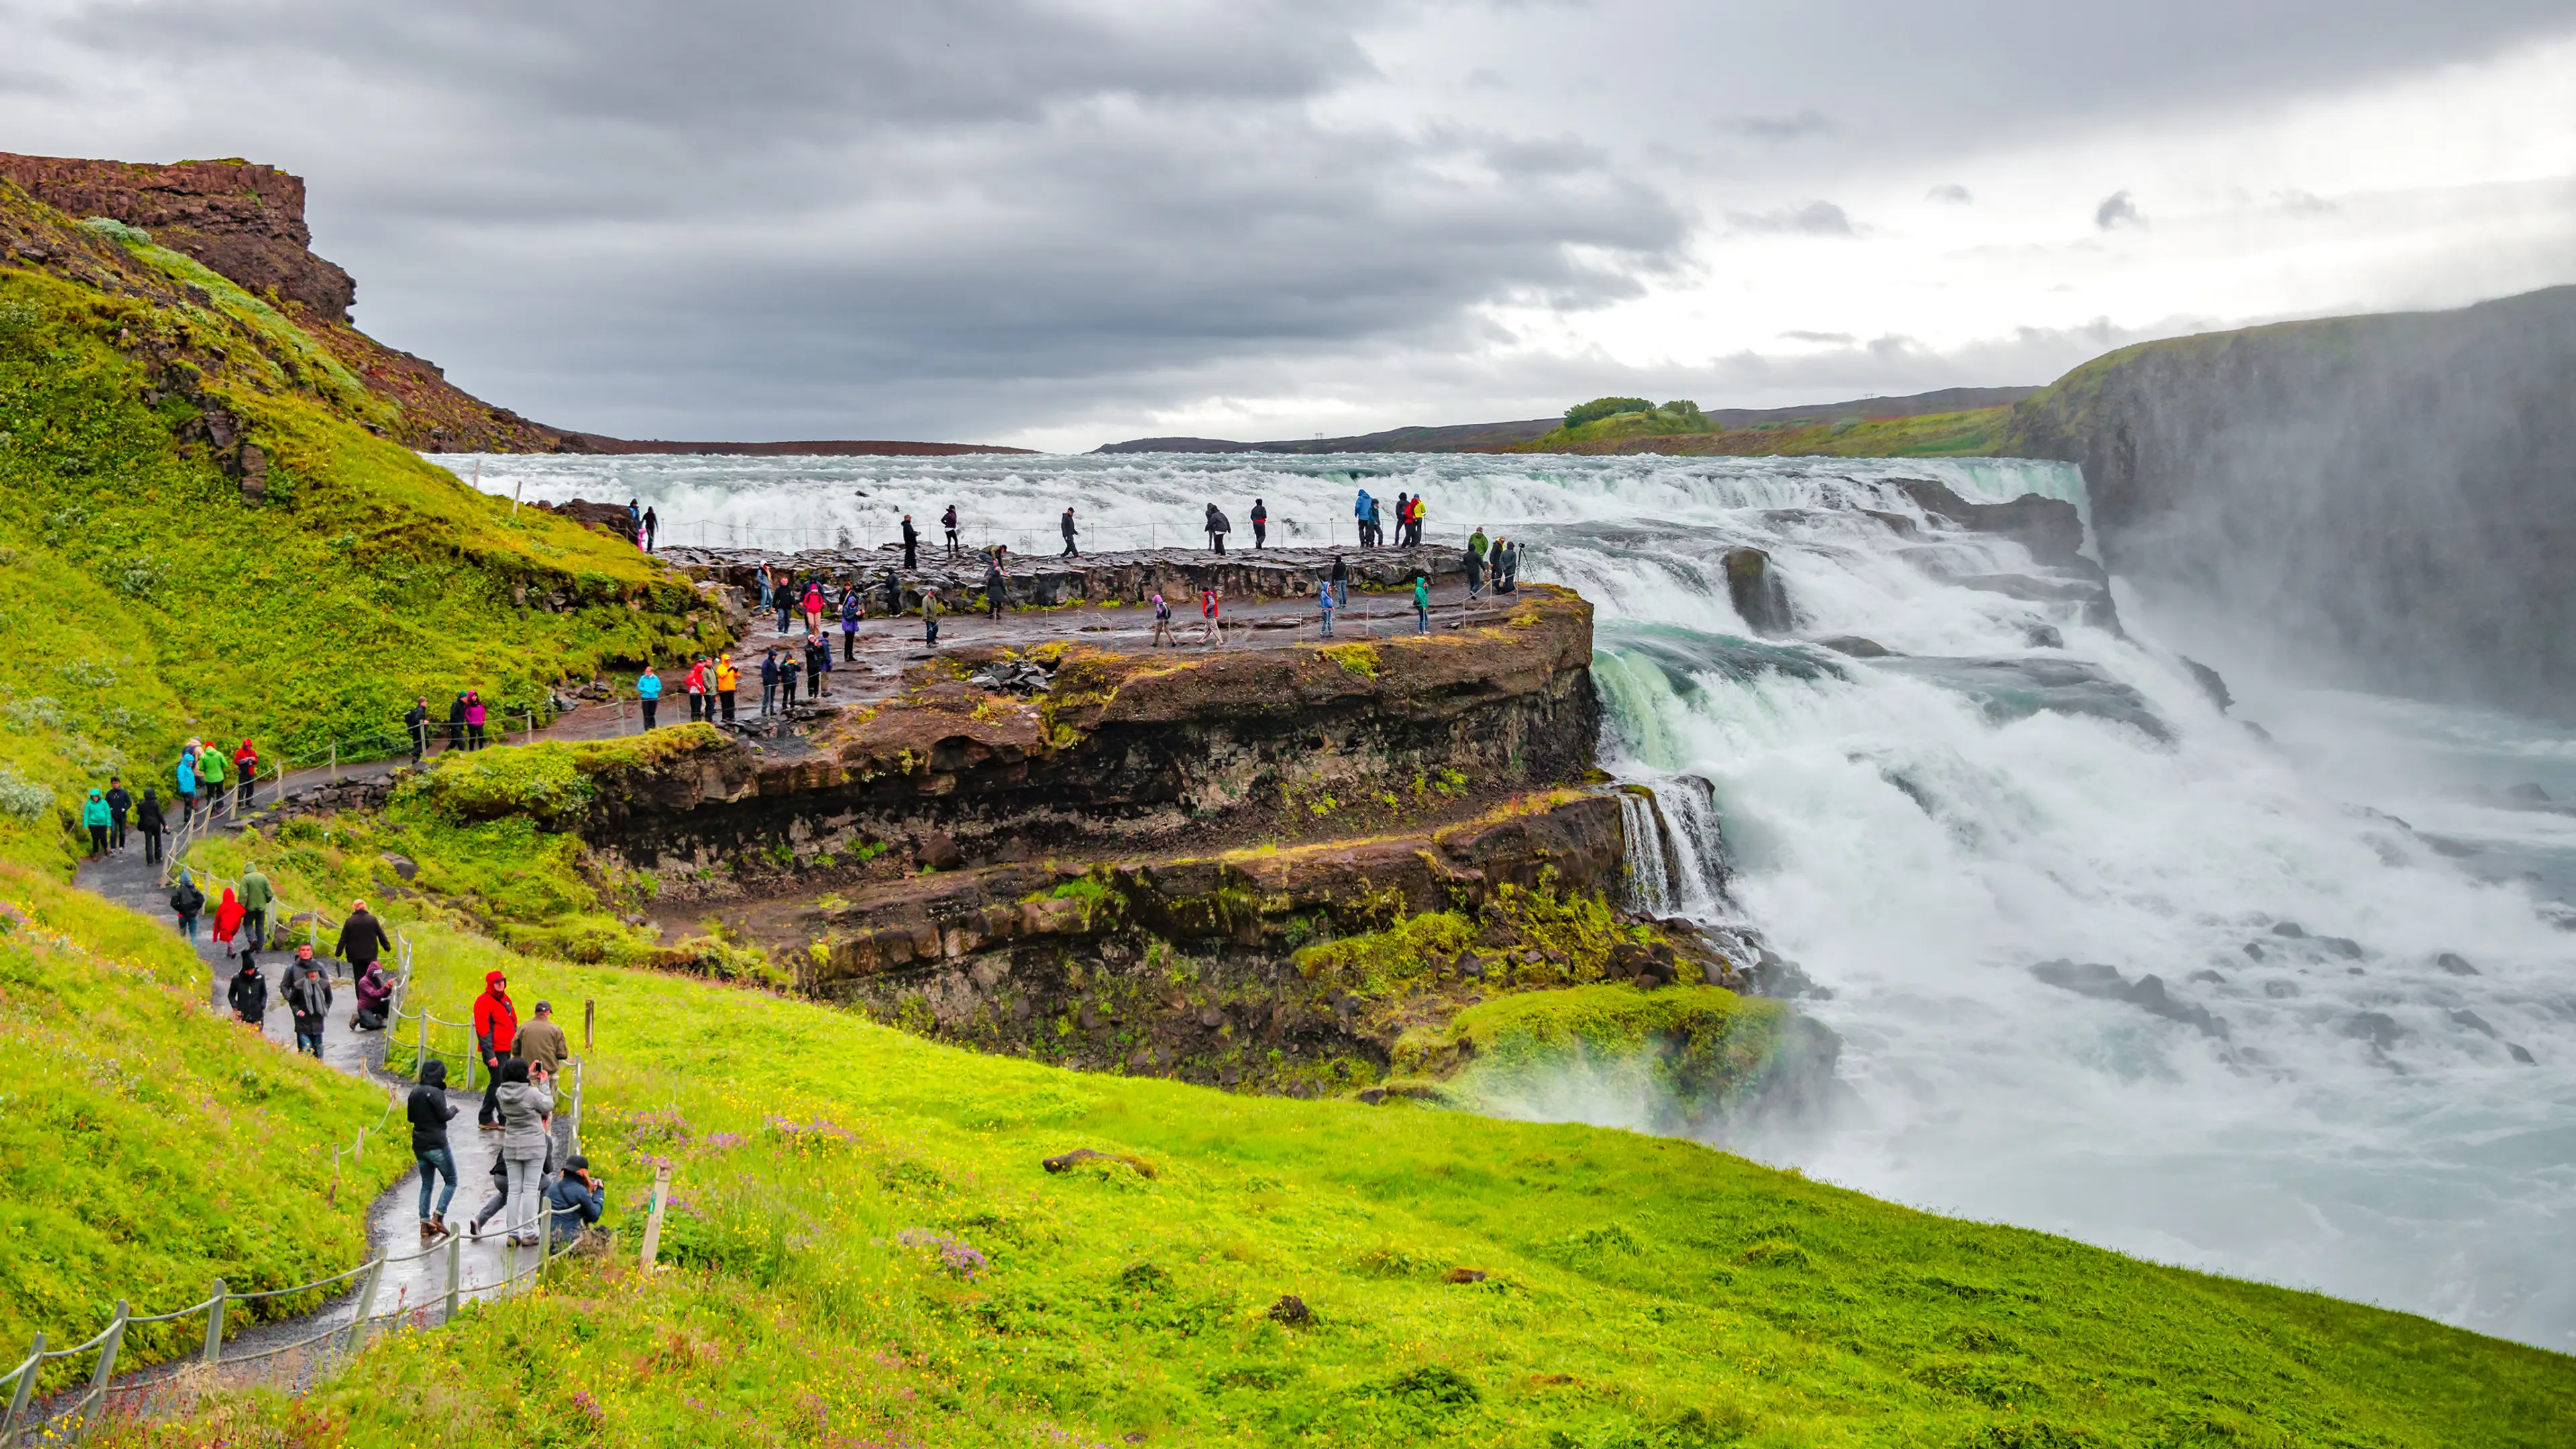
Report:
1616,789,1676,915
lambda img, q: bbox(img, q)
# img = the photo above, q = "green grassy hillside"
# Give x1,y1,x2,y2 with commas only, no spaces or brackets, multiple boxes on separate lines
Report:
0,184,727,873
95,919,2573,1448
1511,406,2010,458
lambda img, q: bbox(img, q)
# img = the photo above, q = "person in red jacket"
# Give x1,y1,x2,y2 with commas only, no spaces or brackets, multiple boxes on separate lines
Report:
684,658,709,723
472,969,519,1130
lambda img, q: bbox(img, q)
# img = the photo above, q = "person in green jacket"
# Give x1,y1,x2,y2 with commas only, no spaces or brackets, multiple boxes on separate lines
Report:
1467,527,1489,559
196,744,227,814
80,789,110,859
1413,575,1431,635
237,865,275,954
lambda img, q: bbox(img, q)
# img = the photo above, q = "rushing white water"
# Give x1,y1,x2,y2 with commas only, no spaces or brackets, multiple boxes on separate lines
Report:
443,449,2576,1348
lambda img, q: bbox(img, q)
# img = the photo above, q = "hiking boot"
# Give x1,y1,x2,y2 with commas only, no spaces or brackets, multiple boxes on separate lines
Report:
419,1220,434,1244
428,1213,452,1240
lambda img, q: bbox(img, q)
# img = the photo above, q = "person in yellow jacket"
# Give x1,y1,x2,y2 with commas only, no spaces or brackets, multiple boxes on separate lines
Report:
713,656,741,722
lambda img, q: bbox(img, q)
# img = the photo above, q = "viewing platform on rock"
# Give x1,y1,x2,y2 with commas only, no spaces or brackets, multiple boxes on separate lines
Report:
662,540,1469,612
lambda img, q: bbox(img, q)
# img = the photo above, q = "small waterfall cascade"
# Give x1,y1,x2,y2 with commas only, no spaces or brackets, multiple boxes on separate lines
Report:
1616,788,1677,915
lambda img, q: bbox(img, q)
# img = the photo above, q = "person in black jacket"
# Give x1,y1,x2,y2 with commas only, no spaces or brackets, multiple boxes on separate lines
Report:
283,945,331,1058
941,503,959,557
404,698,430,765
170,871,204,940
983,555,1008,621
1330,554,1350,610
135,788,166,865
226,957,266,1025
759,648,780,716
900,514,920,570
445,692,468,752
1205,504,1230,555
334,900,390,971
409,1059,460,1241
1060,507,1080,558
1250,499,1267,549
104,777,131,852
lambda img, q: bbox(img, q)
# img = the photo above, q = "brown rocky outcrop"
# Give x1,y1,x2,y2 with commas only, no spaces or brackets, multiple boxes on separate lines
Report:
0,153,356,320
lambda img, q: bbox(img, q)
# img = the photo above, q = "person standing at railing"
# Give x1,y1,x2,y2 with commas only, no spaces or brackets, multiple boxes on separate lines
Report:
472,969,519,1130
336,899,390,977
1353,488,1373,548
226,954,266,1026
464,691,489,751
197,745,227,818
901,514,920,570
636,665,662,731
284,945,331,1059
136,786,165,866
405,698,430,766
237,865,274,955
231,739,258,810
1251,498,1268,549
1205,504,1230,555
408,1059,460,1242
496,1059,555,1246
714,655,741,722
105,775,131,853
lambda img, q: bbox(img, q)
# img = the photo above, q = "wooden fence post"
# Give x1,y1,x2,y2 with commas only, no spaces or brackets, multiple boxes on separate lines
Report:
582,999,594,1054
639,1163,672,1272
345,1257,386,1353
201,1280,225,1364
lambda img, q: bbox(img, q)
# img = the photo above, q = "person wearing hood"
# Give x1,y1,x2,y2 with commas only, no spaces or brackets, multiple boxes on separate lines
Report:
840,584,863,659
1204,504,1230,555
759,647,780,716
237,866,275,954
802,580,826,637
1353,488,1374,548
714,655,740,720
464,691,488,750
136,787,165,866
547,1155,607,1244
778,648,802,702
446,692,468,752
982,555,1008,621
283,944,332,1058
1414,574,1432,635
1150,592,1175,649
174,748,198,825
81,788,109,859
941,503,960,557
227,954,266,1025
1367,494,1384,549
1250,498,1267,549
901,514,920,570
405,697,430,765
805,633,831,694
335,898,388,971
1462,538,1487,600
496,1059,557,1246
105,777,131,853
170,869,203,938
684,658,708,723
408,1058,460,1241
472,969,519,1129
232,739,258,810
354,957,394,1032
883,566,903,617
195,743,227,816
212,886,246,959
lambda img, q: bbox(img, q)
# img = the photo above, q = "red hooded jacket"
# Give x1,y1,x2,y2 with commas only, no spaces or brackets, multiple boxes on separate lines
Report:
472,972,518,1055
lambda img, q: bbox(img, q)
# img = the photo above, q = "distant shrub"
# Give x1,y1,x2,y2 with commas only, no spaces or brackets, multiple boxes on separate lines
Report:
1564,396,1654,428
0,767,51,819
1660,398,1706,423
77,216,153,246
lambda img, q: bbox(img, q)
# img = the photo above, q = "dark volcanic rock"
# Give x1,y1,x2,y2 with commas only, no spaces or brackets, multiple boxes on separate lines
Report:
1723,547,1795,635
2182,657,2233,712
2342,1012,2404,1051
0,152,358,319
2436,952,2481,976
2031,959,2224,1036
1817,635,1892,658
2450,1009,2498,1038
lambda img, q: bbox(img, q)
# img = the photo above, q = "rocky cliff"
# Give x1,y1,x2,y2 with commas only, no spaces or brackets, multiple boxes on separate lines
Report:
2002,286,2576,715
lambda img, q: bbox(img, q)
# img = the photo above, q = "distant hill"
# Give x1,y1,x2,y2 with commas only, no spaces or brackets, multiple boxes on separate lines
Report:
556,435,1035,457
1093,386,2040,455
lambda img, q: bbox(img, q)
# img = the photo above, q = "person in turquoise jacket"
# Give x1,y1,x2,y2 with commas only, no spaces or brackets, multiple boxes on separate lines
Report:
1413,575,1431,635
174,752,199,823
635,665,663,731
80,788,110,859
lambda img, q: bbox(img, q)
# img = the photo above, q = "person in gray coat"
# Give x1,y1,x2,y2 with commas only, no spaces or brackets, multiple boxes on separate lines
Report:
493,1058,556,1246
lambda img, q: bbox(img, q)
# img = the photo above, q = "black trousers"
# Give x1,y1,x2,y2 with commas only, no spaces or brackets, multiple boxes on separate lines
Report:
688,694,703,722
1253,523,1265,547
479,1051,516,1125
842,631,856,660
641,698,658,729
143,828,163,864
719,690,737,721
109,814,127,848
1210,534,1226,554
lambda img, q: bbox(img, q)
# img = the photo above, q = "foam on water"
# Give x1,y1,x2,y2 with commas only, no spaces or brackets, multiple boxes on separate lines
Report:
442,449,2576,1348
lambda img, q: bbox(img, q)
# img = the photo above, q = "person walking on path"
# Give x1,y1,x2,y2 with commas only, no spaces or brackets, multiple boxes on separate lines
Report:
409,1059,460,1242
237,866,274,955
1150,592,1175,648
1205,504,1230,555
196,745,227,817
1250,498,1267,549
1060,507,1081,558
1330,554,1349,609
643,506,659,551
495,1059,555,1246
684,659,708,723
517,1000,572,1080
136,787,165,866
472,969,519,1130
1200,586,1224,647
840,586,863,659
464,691,488,751
1414,574,1432,635
81,788,110,859
170,870,203,940
284,945,331,1059
637,665,661,731
714,655,741,721
227,955,266,1026
775,574,796,635
759,648,781,716
1318,579,1336,637
335,898,389,973
983,555,1008,621
231,739,258,810
920,589,944,648
405,698,430,765
942,504,960,557
804,634,830,697
105,777,130,853
901,514,920,570
447,692,468,753
212,886,245,960
881,567,902,619
174,748,198,826
354,957,394,1031
546,1156,607,1244
802,580,825,637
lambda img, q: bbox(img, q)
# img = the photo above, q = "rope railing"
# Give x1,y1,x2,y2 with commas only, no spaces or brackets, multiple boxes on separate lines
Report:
653,516,1367,555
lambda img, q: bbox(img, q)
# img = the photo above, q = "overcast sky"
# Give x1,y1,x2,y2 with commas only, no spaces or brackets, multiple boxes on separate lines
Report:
5,1,2574,449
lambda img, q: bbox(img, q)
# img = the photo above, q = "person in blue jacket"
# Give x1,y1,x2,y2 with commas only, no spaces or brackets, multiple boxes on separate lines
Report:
546,1155,607,1244
174,751,199,824
839,586,862,661
635,665,663,731
81,788,110,859
1353,488,1374,548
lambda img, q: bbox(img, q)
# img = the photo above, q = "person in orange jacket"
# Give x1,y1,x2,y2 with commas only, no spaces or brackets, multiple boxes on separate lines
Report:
472,969,519,1130
713,655,741,722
